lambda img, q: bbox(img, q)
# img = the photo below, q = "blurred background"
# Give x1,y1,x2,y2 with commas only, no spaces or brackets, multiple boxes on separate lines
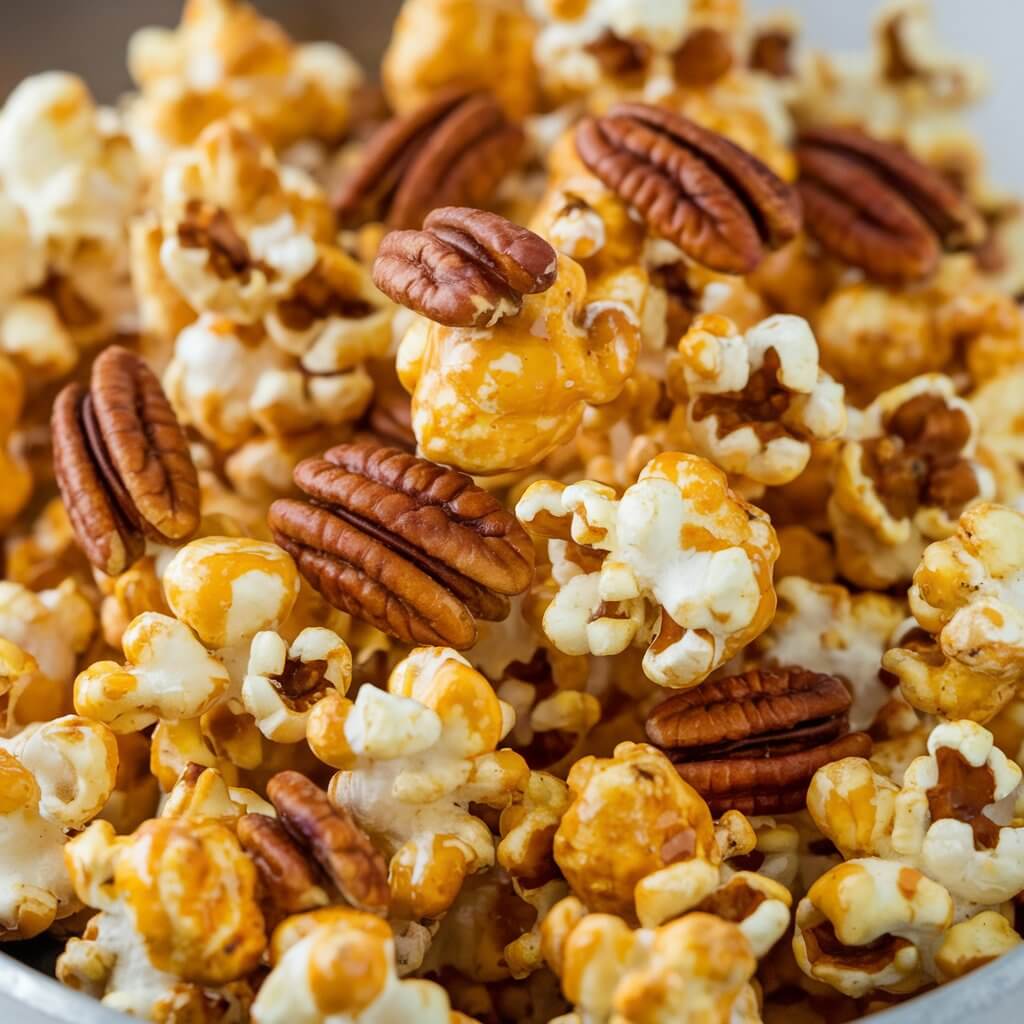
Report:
0,1,1020,183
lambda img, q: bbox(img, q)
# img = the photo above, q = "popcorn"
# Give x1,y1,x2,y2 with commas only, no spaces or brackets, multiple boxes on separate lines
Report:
829,374,994,589
396,252,643,475
755,577,907,730
0,715,117,939
383,0,538,119
792,858,954,997
58,816,265,1018
0,73,139,380
0,353,32,531
883,504,1024,722
309,647,529,919
972,368,1024,504
668,313,846,491
541,900,758,1024
127,0,363,164
808,719,1024,908
154,119,390,462
517,453,779,689
252,907,463,1024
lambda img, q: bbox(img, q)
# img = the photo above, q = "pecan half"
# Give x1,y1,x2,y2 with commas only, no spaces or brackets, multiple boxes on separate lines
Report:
51,346,200,576
575,102,801,274
645,667,871,815
334,87,524,230
268,443,534,648
265,770,390,915
237,812,329,916
373,207,558,327
797,126,984,283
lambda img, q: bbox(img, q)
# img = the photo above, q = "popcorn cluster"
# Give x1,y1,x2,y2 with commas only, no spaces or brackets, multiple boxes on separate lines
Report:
1,1,1024,1022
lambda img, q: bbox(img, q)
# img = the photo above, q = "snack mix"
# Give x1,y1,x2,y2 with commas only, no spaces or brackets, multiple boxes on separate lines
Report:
3,1,1024,1022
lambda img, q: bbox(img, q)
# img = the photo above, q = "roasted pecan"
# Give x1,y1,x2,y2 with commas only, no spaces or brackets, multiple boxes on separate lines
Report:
265,770,390,915
51,346,200,576
575,103,801,274
749,26,795,78
926,747,1001,850
334,87,524,230
372,207,558,327
361,359,415,451
797,126,984,283
268,442,534,648
237,813,329,916
862,393,979,520
645,667,872,815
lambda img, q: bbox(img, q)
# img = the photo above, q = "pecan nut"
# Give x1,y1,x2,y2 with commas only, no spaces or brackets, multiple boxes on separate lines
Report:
264,770,390,915
268,442,534,648
51,345,200,576
373,207,557,328
926,746,1001,850
333,87,524,230
237,812,329,916
797,125,984,283
645,667,872,815
574,102,802,274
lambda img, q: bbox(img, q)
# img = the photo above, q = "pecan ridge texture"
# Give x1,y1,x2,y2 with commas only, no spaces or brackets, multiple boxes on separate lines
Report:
645,666,872,814
373,206,558,327
51,345,200,576
575,102,802,274
268,442,534,648
797,125,983,283
333,87,524,230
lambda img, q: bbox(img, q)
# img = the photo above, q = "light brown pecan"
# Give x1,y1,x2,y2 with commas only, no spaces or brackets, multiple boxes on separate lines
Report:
266,770,390,915
333,87,525,230
268,442,534,648
861,393,979,520
51,346,200,576
673,27,734,88
373,207,557,328
797,126,984,283
645,667,872,815
237,812,329,916
575,102,802,274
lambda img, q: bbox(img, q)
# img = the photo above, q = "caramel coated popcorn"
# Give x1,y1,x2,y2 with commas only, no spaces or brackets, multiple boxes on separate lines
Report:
517,452,779,689
5,1,1024,1021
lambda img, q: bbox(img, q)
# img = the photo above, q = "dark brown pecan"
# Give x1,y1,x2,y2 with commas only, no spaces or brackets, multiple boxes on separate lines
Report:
266,770,390,915
926,747,1001,850
673,27,734,88
861,393,980,520
361,359,415,451
51,345,200,576
575,102,801,274
333,87,524,231
268,442,534,648
237,813,329,916
749,26,795,78
373,207,558,327
797,125,984,283
645,667,872,815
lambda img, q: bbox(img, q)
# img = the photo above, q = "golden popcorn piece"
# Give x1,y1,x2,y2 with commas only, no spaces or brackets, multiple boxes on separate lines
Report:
793,858,954,997
668,313,846,492
309,648,529,920
383,0,537,119
0,353,31,532
517,453,779,690
0,715,118,940
253,907,468,1024
58,815,265,1017
972,367,1024,504
756,576,907,730
0,638,59,736
552,741,717,917
127,0,363,162
541,899,758,1024
397,251,643,475
883,503,1024,722
934,910,1022,981
829,374,994,590
809,719,1024,909
162,763,274,827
